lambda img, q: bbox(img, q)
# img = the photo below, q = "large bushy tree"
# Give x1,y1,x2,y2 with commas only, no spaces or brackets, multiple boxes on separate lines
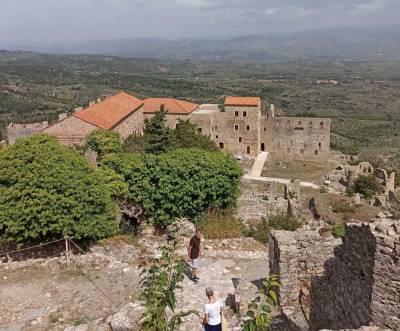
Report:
103,148,242,227
0,134,118,243
86,128,122,158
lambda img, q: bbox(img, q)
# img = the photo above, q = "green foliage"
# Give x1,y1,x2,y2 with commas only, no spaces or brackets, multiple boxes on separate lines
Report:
243,276,280,331
140,233,198,331
123,112,218,154
103,148,242,228
353,175,382,199
199,209,244,239
246,214,301,244
331,201,355,214
143,108,171,154
170,119,218,151
331,224,346,238
0,134,118,243
86,129,122,158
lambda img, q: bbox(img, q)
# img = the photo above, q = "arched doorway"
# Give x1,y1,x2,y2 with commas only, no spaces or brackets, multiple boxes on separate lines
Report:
261,143,265,152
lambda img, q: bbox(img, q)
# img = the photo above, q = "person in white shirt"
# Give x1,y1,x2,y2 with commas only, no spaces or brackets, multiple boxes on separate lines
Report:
202,287,223,331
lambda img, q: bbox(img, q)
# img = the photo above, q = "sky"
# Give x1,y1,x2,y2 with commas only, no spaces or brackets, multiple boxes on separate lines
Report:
0,0,399,44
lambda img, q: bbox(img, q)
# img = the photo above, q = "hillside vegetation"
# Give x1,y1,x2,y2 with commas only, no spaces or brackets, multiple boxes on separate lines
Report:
1,51,400,167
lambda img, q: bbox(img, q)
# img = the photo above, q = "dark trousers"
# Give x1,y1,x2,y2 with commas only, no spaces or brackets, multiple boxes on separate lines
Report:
205,323,222,331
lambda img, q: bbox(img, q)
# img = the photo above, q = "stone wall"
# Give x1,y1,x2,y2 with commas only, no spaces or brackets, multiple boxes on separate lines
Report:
113,107,144,139
7,121,49,144
261,117,331,159
144,113,191,129
270,220,400,331
43,116,97,146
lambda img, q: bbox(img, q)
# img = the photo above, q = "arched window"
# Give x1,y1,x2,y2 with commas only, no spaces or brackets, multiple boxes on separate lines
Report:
234,124,239,130
239,137,242,143
247,146,251,154
219,142,224,149
243,111,247,117
235,111,239,117
246,125,250,131
320,121,324,129
318,142,322,148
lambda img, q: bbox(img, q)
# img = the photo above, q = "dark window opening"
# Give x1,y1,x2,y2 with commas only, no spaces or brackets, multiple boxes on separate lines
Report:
246,125,250,131
197,128,202,133
239,137,242,143
247,146,251,154
314,150,319,156
261,143,265,152
320,121,324,129
219,142,224,149
216,135,218,139
235,111,239,117
243,111,247,117
234,124,239,130
318,142,322,148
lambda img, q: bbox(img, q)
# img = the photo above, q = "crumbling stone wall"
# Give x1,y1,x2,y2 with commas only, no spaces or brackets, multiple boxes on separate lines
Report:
7,121,48,144
270,220,400,331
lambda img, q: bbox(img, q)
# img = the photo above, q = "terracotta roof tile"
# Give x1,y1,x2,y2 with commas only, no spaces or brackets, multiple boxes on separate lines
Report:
143,98,199,115
73,92,143,130
224,96,261,107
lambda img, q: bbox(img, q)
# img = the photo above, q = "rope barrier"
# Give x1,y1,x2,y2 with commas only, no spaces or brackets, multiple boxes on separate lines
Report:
68,238,116,306
0,238,65,257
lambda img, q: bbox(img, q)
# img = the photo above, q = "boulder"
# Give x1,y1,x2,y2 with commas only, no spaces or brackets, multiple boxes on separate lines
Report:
106,302,142,331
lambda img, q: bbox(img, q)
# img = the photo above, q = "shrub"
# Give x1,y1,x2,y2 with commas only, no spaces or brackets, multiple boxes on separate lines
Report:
353,175,382,199
103,148,243,228
246,214,301,244
0,134,118,244
140,234,198,330
199,209,244,239
331,224,346,238
331,202,355,214
86,129,122,158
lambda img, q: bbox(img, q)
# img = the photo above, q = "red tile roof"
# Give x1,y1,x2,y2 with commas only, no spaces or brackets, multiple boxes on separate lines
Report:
73,92,143,130
143,98,199,115
224,96,261,107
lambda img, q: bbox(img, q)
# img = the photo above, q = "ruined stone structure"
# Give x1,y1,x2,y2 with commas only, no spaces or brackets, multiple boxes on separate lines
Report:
36,92,331,160
270,219,400,330
6,121,49,144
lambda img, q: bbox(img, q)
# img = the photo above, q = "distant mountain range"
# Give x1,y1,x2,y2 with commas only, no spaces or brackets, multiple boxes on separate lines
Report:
2,25,400,62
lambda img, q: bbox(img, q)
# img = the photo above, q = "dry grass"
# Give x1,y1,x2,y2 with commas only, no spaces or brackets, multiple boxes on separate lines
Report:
199,209,245,239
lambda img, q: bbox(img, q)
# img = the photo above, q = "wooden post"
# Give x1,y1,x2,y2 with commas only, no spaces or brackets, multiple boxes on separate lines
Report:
65,236,70,267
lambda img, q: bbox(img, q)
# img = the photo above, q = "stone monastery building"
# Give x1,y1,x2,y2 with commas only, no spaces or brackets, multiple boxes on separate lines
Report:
43,91,331,158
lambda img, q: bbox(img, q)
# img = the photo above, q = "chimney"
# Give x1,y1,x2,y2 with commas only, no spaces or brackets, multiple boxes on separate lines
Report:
270,104,275,118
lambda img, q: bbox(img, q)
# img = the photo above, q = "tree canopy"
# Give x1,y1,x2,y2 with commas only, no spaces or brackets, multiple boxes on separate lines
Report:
86,128,122,158
103,148,242,228
0,134,118,243
123,111,217,154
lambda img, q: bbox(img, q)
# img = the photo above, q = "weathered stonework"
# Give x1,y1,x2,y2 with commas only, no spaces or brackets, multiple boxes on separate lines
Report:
269,219,400,331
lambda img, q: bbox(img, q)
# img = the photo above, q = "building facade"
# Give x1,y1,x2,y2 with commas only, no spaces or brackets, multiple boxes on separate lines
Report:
37,91,330,159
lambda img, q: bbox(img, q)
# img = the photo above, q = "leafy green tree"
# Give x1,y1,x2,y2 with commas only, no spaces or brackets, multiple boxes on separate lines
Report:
143,107,170,154
123,112,218,154
0,134,118,243
353,175,382,199
86,129,122,158
243,276,280,331
170,119,218,151
140,230,198,330
103,148,242,228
